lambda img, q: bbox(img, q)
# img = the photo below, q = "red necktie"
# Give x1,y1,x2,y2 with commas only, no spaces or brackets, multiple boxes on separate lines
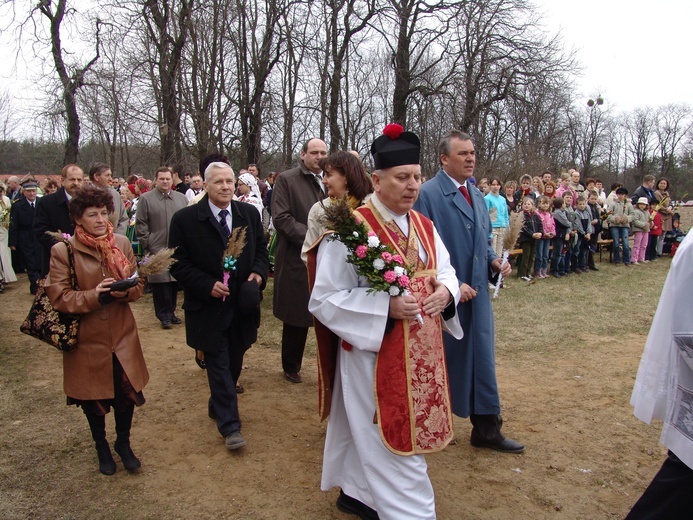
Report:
459,185,473,207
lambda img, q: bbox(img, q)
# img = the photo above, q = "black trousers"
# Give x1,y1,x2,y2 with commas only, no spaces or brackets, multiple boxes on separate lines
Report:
625,451,693,519
151,281,178,322
281,323,309,374
205,332,244,438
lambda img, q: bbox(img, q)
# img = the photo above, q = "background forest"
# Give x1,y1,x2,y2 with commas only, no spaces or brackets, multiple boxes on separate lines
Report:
0,0,691,197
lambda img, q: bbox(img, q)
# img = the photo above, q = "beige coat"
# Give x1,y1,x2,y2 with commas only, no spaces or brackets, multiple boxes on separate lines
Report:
135,188,187,283
108,187,129,235
45,235,148,400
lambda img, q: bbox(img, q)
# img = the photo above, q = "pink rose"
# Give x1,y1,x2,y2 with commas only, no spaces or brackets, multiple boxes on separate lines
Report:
381,252,392,262
383,270,396,283
367,231,377,237
392,254,404,264
398,275,410,288
355,245,367,258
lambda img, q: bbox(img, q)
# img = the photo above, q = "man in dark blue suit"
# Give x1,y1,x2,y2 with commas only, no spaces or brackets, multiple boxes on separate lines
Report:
34,164,85,277
9,181,41,294
414,130,524,453
169,162,269,451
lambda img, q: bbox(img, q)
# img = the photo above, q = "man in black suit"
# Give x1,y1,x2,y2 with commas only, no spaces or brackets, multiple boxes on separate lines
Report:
169,161,269,451
33,164,85,277
9,181,41,294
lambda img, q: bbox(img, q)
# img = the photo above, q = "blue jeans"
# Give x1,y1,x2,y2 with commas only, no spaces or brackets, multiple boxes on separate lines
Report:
550,237,566,274
610,226,631,264
534,238,550,272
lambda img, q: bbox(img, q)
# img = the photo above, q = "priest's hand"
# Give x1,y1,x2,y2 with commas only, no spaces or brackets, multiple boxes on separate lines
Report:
389,293,421,321
422,276,452,317
491,258,512,277
211,281,230,299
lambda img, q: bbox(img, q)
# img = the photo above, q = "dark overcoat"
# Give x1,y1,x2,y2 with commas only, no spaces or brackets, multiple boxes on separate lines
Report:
9,198,40,273
271,161,325,327
168,196,269,352
414,169,501,418
33,187,75,277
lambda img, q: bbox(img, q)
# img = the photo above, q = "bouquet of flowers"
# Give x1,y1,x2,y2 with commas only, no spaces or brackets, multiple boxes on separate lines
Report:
221,227,247,301
0,205,9,229
137,248,177,277
321,197,419,320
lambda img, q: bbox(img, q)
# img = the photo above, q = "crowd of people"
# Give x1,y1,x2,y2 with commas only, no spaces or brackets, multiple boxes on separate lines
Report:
1,131,690,519
478,170,686,281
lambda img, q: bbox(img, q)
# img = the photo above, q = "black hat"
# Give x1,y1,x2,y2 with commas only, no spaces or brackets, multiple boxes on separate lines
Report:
237,280,261,320
370,124,420,170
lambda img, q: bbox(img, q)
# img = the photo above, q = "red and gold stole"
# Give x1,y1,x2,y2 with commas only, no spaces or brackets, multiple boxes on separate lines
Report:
354,200,453,455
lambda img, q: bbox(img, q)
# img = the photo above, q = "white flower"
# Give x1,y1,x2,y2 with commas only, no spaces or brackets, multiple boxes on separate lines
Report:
367,235,380,247
352,231,359,237
389,286,401,296
372,258,385,270
394,266,405,276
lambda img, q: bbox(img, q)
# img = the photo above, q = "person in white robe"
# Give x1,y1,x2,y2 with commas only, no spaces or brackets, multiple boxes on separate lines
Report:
627,231,693,518
308,125,462,520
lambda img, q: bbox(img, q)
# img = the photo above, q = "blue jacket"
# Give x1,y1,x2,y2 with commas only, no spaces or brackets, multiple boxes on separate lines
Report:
414,169,501,417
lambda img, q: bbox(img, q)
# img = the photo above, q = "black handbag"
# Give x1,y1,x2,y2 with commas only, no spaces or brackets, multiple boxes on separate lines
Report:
20,241,80,351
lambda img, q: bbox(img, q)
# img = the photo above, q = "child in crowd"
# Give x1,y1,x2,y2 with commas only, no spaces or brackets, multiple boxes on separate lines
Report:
514,174,535,207
563,193,579,272
517,197,543,281
646,200,662,261
586,192,602,270
606,187,633,266
555,173,577,207
664,217,686,256
630,197,651,264
534,196,555,278
573,196,594,272
550,197,571,277
477,177,490,195
484,177,510,257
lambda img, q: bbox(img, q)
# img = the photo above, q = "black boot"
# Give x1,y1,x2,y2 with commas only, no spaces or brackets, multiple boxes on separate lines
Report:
85,413,116,475
470,414,525,454
114,406,141,472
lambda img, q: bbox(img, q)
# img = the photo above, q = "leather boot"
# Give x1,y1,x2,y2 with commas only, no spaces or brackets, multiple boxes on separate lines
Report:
114,406,141,472
470,414,525,453
85,413,116,475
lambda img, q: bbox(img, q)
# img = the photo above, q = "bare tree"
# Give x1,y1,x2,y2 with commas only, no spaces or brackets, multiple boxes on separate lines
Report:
624,107,656,176
141,0,195,165
654,103,692,177
31,0,101,165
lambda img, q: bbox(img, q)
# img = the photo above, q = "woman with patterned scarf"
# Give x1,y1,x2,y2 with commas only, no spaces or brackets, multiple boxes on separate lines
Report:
237,172,264,217
45,184,149,476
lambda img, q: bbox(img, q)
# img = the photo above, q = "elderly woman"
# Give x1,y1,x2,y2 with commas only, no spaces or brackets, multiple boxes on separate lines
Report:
45,185,148,475
0,182,17,292
301,151,373,264
237,173,264,216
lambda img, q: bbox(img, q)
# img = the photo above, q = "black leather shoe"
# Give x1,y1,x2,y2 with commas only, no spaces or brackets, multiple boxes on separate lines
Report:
589,266,599,271
284,372,302,383
235,384,244,394
171,316,182,324
195,352,206,370
336,490,379,519
161,321,172,329
470,436,525,454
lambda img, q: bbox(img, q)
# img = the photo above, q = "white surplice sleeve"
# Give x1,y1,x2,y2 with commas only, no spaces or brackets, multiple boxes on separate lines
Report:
434,227,463,340
309,237,390,352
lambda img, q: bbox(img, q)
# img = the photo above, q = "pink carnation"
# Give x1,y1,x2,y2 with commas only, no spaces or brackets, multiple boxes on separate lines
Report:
367,231,377,237
383,270,397,283
398,275,410,288
355,245,367,258
392,254,404,264
381,252,392,262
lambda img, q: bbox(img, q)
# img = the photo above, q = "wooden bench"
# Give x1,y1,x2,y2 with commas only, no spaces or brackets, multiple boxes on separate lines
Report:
597,239,613,262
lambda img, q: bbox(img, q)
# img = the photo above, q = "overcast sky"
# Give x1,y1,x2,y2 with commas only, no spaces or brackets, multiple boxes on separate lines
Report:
1,0,691,132
534,0,693,112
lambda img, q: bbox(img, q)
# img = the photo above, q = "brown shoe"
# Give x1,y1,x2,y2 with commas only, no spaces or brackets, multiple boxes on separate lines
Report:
284,372,302,383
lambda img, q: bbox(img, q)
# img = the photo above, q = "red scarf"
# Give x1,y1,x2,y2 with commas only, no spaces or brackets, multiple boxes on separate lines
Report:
75,222,133,279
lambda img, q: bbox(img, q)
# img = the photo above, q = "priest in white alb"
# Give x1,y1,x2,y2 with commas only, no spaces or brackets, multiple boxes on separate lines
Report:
307,125,462,520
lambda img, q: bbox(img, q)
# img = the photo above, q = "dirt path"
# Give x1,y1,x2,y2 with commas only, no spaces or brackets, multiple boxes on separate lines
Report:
0,274,665,519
